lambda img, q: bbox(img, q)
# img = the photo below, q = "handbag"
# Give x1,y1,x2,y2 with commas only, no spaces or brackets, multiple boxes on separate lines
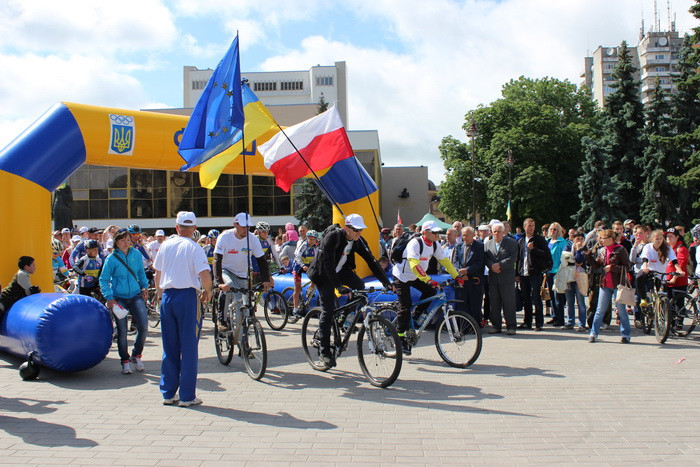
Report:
575,266,589,296
540,275,551,301
615,270,636,307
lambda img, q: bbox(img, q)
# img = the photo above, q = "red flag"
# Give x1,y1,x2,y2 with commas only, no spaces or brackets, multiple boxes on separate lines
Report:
397,208,403,225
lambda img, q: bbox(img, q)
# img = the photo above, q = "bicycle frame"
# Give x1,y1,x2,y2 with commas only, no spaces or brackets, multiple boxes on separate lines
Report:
409,291,463,341
330,294,372,358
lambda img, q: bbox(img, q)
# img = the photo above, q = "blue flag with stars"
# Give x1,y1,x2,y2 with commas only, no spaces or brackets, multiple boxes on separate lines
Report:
179,35,244,171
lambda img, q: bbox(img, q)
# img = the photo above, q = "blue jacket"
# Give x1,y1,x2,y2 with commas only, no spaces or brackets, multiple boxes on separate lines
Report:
548,237,570,274
99,247,148,300
453,240,485,279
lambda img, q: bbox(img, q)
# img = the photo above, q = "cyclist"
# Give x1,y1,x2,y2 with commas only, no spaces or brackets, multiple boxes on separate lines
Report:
51,238,69,284
291,230,319,318
392,220,463,355
70,227,104,267
127,224,153,280
307,214,393,366
203,229,220,273
73,239,103,296
254,221,281,274
213,213,273,331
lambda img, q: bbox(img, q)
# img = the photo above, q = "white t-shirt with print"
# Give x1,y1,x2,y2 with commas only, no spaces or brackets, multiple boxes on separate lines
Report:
214,229,264,278
640,243,677,274
392,237,443,283
335,240,354,273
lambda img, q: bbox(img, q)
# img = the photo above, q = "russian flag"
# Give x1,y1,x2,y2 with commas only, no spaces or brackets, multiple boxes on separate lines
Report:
260,106,353,192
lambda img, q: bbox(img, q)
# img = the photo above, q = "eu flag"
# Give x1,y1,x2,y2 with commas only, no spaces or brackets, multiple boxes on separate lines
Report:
178,35,244,171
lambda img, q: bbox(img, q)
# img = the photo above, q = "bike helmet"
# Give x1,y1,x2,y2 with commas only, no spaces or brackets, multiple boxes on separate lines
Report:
692,224,700,240
256,221,270,232
51,238,64,254
192,230,201,241
207,229,220,238
85,239,100,249
306,230,319,238
127,224,142,234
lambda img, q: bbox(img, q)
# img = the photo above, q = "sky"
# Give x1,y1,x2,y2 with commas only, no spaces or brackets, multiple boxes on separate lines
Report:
0,0,697,183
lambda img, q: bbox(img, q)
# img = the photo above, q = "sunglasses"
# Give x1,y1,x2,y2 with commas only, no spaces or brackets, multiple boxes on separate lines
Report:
348,226,363,233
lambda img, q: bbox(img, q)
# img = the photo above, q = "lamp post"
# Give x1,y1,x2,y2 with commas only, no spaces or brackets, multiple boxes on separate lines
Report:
505,149,515,218
466,118,478,226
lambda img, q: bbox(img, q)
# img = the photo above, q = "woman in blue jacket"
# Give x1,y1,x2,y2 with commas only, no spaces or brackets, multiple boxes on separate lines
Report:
99,229,150,374
546,222,570,327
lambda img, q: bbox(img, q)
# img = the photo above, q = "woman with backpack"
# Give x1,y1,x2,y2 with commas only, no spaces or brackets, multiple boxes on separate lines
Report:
99,228,150,374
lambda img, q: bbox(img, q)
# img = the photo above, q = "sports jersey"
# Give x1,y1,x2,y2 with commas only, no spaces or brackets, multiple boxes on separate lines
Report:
73,254,103,288
392,236,458,283
294,240,318,271
640,243,677,274
214,229,264,278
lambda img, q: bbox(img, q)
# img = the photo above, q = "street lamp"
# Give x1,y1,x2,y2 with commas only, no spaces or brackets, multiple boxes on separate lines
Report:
466,118,478,226
504,149,515,217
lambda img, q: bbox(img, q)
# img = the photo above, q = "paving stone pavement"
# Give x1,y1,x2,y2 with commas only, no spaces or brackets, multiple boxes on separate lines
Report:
2,310,700,466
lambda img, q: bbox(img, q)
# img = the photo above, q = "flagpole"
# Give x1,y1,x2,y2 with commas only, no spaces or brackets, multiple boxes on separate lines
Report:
242,131,252,301
274,123,345,217
351,155,381,229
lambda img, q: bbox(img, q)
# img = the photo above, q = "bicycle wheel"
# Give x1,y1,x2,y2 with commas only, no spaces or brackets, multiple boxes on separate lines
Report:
282,287,294,306
146,289,161,328
654,297,671,344
434,310,482,368
357,314,402,388
301,307,332,371
674,297,697,338
241,319,267,380
374,304,398,322
214,315,234,365
263,290,289,331
641,303,653,335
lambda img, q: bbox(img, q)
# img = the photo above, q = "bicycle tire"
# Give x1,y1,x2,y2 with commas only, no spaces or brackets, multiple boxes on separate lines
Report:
282,287,295,307
301,307,332,371
654,297,671,344
214,316,234,365
357,314,402,388
674,297,697,338
374,304,398,322
264,290,289,331
241,319,267,380
434,310,482,368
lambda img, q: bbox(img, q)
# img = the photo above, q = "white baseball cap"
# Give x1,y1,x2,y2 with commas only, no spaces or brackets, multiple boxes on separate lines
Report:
61,228,71,233
79,226,89,233
345,213,367,230
176,211,197,226
233,212,252,227
422,220,442,232
478,224,490,231
155,229,165,237
71,235,81,243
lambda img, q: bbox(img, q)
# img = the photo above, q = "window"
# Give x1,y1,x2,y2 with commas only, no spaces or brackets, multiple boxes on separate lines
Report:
655,54,665,60
251,176,290,216
211,174,248,216
253,81,277,92
169,171,207,217
66,165,128,219
316,76,333,86
192,79,207,90
655,66,667,72
280,80,303,91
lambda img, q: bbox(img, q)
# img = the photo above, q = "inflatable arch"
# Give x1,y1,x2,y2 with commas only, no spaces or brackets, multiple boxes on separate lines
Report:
0,102,379,374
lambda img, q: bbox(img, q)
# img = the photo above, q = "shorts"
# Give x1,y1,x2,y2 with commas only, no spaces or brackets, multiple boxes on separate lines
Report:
292,269,302,284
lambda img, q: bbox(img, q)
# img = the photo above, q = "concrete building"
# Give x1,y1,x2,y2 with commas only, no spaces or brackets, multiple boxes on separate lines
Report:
582,28,683,108
380,167,430,228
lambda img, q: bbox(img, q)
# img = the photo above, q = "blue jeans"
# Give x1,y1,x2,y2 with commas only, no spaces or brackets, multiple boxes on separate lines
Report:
547,273,566,325
115,294,148,363
591,287,630,339
565,282,586,327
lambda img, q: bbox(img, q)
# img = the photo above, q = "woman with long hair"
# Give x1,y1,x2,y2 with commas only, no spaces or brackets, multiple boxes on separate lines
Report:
546,222,568,327
588,229,632,343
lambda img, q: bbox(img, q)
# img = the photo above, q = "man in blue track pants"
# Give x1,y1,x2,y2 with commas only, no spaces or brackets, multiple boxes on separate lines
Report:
153,211,212,407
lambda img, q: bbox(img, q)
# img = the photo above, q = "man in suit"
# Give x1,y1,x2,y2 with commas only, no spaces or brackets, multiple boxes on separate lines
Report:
484,222,519,335
453,226,485,324
517,218,552,331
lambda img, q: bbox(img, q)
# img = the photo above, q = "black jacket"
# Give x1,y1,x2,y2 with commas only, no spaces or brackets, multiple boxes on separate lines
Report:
517,234,551,276
307,228,390,288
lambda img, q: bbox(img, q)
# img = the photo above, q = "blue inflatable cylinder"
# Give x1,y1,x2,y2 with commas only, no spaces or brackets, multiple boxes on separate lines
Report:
0,293,113,372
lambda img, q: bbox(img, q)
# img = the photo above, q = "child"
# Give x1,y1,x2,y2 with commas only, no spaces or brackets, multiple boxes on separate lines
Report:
51,238,69,283
280,255,291,273
73,239,104,296
292,230,319,317
0,256,40,316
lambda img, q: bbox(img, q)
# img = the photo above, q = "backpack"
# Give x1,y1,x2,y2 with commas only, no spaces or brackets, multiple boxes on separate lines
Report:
390,233,436,264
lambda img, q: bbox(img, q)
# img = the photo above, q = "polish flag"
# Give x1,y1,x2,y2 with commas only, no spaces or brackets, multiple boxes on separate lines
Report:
260,106,353,192
397,209,403,225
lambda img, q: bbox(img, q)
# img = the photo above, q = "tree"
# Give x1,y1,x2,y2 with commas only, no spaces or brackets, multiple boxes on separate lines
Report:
604,41,646,219
576,135,615,229
669,1,700,222
441,76,599,227
438,136,486,222
293,94,333,228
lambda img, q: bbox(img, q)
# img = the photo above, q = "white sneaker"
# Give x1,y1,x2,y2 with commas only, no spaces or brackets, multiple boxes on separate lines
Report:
122,362,132,374
601,324,610,330
162,397,179,405
179,397,203,407
130,356,144,371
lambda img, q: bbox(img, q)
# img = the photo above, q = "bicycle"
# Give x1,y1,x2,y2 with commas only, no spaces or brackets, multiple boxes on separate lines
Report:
278,280,318,328
375,279,482,368
643,270,687,344
146,287,161,328
301,288,402,388
212,284,268,380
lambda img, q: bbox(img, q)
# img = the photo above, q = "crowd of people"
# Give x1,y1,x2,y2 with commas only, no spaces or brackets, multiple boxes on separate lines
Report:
1,212,699,407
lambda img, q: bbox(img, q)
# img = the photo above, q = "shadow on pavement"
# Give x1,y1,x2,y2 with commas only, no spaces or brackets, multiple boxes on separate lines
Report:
192,405,336,430
464,363,564,378
0,395,65,414
0,414,97,447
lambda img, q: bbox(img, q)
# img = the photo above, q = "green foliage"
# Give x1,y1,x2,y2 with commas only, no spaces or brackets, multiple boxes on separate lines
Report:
440,76,599,228
294,179,332,230
576,135,616,229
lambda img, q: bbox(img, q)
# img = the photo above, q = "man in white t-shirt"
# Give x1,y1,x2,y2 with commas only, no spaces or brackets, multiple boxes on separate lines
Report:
392,221,463,354
153,211,212,407
147,230,166,263
213,212,273,331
